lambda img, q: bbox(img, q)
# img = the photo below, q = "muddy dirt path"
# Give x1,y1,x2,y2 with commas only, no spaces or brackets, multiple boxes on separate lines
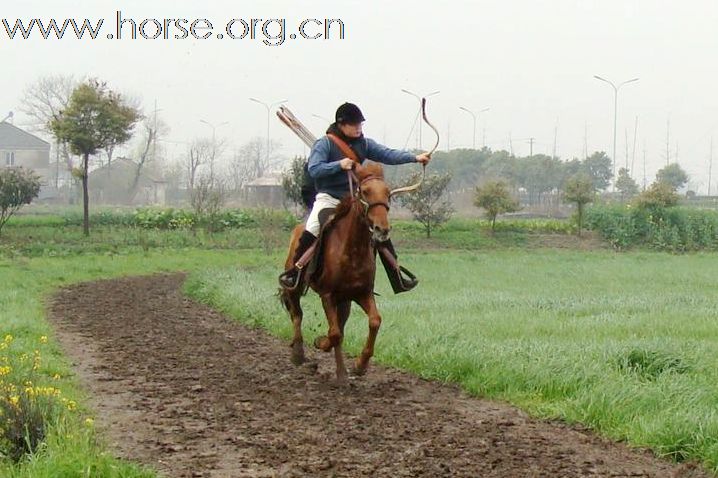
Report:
49,274,708,477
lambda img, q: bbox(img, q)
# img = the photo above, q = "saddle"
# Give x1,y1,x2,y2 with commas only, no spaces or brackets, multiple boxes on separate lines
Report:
304,207,340,285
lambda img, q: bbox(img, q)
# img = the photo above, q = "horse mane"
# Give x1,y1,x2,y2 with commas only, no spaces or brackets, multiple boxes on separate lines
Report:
358,161,385,180
333,195,357,220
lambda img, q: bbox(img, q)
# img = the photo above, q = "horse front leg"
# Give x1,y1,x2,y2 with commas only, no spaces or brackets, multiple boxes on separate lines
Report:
280,288,306,365
314,294,348,382
354,294,382,376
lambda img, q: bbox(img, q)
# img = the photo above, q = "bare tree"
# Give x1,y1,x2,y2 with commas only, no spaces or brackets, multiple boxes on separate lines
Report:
19,74,79,187
228,148,254,192
102,93,142,170
186,138,213,193
191,173,228,232
130,114,170,195
207,137,226,186
236,136,282,184
19,74,77,132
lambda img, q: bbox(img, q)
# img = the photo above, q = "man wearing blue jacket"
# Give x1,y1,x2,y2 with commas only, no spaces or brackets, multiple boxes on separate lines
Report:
279,102,431,292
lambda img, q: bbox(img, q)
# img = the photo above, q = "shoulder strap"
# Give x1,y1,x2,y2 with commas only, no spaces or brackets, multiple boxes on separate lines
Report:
326,133,360,164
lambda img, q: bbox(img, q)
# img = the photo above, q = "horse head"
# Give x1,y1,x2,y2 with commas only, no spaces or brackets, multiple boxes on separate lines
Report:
353,162,391,243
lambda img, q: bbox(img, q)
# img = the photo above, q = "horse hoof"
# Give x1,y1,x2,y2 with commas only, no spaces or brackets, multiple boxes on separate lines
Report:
335,372,349,385
314,336,332,352
291,354,305,366
351,366,367,377
302,361,319,374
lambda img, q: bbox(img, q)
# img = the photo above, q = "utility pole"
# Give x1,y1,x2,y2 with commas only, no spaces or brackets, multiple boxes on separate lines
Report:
625,128,629,171
709,138,714,196
552,119,558,159
528,137,535,157
583,121,588,160
642,142,647,191
631,116,638,176
152,99,159,163
665,117,671,165
508,132,514,156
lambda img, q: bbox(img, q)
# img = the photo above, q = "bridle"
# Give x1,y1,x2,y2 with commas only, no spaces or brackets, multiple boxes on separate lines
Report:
348,170,390,217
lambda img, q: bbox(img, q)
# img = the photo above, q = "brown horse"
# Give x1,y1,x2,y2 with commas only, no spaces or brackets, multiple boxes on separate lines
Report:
279,161,395,382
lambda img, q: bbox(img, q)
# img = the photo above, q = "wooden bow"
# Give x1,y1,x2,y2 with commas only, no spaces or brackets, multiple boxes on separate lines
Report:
389,97,439,197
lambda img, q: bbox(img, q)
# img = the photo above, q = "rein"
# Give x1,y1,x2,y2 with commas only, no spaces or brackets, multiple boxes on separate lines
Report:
348,170,390,215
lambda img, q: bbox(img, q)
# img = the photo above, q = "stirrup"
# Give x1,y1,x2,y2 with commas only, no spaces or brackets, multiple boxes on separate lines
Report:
387,265,418,294
279,267,303,290
397,266,419,291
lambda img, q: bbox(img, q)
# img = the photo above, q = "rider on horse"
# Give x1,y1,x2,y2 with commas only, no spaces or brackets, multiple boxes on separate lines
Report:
278,102,431,293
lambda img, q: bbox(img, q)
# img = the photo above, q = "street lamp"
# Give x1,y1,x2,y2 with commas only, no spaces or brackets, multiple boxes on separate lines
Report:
593,75,639,188
401,89,439,149
459,106,490,149
249,98,288,166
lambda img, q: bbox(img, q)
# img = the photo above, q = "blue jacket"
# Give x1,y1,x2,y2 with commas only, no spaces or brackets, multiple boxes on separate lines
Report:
307,135,416,199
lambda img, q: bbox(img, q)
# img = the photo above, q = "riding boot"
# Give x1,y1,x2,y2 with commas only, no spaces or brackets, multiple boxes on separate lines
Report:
279,231,317,290
376,239,418,294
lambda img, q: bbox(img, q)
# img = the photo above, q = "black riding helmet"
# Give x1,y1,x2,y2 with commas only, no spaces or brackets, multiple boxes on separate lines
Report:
335,102,365,124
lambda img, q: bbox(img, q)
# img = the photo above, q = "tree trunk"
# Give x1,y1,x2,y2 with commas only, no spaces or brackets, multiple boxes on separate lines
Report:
82,153,90,236
577,202,583,237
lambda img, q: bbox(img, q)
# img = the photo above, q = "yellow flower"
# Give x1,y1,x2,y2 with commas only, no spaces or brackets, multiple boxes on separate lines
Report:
52,374,61,380
0,366,10,376
39,336,48,344
3,335,12,344
84,418,94,426
9,395,19,406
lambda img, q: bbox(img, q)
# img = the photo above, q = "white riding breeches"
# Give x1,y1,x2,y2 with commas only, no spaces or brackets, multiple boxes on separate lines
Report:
305,193,340,236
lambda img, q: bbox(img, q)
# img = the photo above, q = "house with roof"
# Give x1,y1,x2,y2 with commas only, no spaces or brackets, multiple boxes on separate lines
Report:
0,121,51,187
88,157,167,205
243,173,286,208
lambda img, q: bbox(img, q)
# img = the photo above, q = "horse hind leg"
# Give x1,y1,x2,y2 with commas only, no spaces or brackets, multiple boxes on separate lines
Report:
280,288,306,365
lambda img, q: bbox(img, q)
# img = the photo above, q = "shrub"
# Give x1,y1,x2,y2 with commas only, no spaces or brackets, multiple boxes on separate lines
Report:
473,180,520,231
396,172,454,238
0,335,74,462
0,168,41,235
563,174,595,236
585,204,718,251
133,208,196,230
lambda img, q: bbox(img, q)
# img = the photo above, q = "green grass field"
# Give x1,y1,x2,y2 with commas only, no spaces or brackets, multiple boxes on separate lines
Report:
2,215,718,474
186,249,718,471
0,248,259,477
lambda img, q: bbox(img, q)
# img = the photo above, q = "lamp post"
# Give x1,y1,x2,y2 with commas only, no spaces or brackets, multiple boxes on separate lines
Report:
249,97,288,165
459,106,490,149
199,119,229,182
593,75,639,188
401,89,439,149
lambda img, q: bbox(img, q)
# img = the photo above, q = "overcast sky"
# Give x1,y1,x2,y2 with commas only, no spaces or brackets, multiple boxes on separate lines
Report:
3,0,718,192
